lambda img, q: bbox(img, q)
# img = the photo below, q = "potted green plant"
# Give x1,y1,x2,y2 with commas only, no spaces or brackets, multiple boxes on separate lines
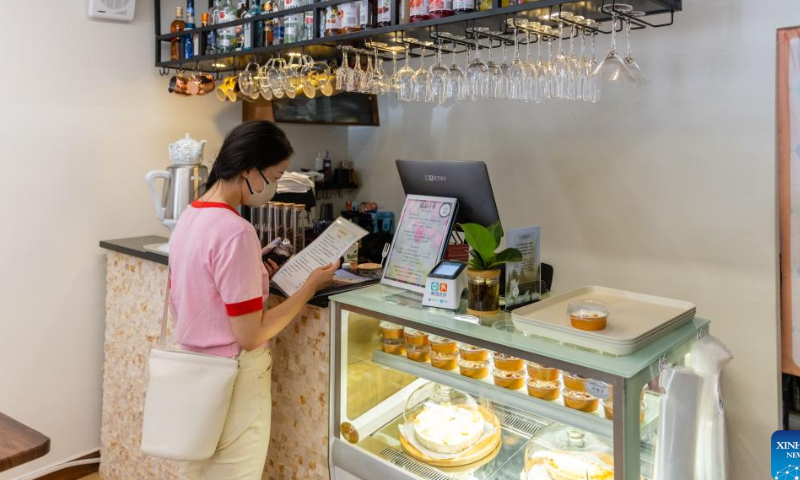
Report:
461,222,522,316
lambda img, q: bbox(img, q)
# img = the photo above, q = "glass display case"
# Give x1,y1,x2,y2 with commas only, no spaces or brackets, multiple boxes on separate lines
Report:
328,285,709,480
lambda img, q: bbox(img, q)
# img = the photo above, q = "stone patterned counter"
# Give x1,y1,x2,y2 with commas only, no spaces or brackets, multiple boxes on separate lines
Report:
99,251,330,480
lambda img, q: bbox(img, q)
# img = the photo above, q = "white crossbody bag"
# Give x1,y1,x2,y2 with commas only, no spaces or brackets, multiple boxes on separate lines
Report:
140,271,239,461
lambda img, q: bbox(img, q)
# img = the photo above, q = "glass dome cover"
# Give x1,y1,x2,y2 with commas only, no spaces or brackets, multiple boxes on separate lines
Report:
522,424,615,480
402,382,487,456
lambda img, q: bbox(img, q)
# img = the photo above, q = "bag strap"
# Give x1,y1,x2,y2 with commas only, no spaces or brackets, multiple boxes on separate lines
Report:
159,267,170,349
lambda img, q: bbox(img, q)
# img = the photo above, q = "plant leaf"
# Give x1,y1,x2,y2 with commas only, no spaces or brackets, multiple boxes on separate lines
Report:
460,223,498,267
469,250,488,270
488,221,504,246
468,258,484,270
487,248,523,269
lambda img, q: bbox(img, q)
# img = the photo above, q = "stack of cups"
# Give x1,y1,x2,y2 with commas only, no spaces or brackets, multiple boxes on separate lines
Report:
491,352,525,390
457,344,490,380
525,362,561,401
403,329,430,362
429,336,458,370
379,322,405,355
561,371,600,413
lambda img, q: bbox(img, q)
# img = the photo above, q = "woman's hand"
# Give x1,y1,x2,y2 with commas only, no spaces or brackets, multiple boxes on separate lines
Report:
305,261,340,292
264,259,280,276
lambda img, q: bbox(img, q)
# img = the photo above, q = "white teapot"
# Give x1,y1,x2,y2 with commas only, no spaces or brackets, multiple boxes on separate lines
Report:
168,133,207,165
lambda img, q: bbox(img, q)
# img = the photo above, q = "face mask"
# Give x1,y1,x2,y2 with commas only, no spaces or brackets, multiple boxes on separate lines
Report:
244,171,277,207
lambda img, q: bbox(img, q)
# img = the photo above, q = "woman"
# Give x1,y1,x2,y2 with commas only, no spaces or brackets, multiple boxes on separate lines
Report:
168,121,338,480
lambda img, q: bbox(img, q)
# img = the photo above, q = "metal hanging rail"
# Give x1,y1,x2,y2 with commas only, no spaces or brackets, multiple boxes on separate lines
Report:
153,0,678,76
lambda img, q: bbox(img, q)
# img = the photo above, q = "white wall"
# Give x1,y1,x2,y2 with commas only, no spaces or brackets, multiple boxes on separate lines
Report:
0,3,344,479
349,0,788,477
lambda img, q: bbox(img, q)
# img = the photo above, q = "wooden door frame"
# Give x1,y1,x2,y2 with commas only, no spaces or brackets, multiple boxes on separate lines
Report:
778,26,800,375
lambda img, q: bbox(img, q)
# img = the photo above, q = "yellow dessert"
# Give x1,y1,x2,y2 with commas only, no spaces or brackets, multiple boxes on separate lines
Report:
381,339,405,355
492,352,524,371
404,328,429,347
561,371,587,392
526,361,560,381
458,343,489,361
378,321,404,340
602,400,646,422
458,359,490,379
525,451,615,480
526,379,561,401
406,344,431,363
411,404,485,454
563,389,599,413
492,369,525,390
431,351,458,370
429,335,458,354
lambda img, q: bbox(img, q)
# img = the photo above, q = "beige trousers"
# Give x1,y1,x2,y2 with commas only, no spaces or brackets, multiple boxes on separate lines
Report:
178,348,272,480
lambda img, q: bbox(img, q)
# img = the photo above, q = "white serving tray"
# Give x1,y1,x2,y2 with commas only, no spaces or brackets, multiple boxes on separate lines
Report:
511,286,696,355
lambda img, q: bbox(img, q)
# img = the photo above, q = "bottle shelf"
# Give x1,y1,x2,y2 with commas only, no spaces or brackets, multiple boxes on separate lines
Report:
155,0,680,74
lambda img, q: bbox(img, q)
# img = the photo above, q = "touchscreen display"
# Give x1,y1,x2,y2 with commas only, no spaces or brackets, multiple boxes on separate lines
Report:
434,262,462,278
382,196,458,292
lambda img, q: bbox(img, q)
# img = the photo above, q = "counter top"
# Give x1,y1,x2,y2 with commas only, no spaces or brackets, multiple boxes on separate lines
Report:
330,284,710,379
0,412,50,472
99,236,338,308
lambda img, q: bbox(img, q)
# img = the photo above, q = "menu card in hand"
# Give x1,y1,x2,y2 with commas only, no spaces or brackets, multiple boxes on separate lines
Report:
271,217,368,296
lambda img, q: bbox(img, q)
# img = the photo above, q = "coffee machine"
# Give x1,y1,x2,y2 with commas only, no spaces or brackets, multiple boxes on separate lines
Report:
144,134,208,255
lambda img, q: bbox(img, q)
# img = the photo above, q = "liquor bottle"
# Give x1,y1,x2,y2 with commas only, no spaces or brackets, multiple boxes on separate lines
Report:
340,3,359,33
262,2,274,45
428,0,453,18
274,17,284,45
304,12,314,40
376,0,390,26
453,0,474,13
324,6,342,36
183,0,196,59
409,0,429,22
207,0,221,54
243,0,261,49
358,0,373,29
235,1,248,51
170,6,186,61
216,0,238,53
197,12,208,55
284,14,300,43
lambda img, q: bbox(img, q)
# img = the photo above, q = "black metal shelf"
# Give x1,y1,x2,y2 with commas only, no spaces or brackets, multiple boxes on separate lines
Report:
316,182,358,190
155,0,679,74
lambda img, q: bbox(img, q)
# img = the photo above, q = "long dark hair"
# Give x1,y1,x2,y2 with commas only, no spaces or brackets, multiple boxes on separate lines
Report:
206,121,294,190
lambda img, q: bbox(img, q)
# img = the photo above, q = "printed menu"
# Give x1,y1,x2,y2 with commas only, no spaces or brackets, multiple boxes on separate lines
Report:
271,217,368,296
381,195,458,292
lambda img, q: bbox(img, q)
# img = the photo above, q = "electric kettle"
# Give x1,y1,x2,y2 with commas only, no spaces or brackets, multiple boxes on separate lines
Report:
144,134,208,255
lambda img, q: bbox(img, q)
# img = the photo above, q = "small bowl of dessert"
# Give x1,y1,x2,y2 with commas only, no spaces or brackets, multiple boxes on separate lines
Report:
492,352,524,372
458,359,490,379
567,300,609,331
526,361,560,382
492,369,525,390
406,344,431,363
404,328,429,347
561,371,588,392
378,321,404,340
381,338,406,355
457,343,490,362
562,389,600,413
602,400,646,422
429,335,458,354
526,378,561,401
431,351,458,370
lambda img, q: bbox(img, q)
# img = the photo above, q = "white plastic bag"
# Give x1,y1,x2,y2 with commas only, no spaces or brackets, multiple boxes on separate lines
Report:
653,365,704,480
691,335,733,480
